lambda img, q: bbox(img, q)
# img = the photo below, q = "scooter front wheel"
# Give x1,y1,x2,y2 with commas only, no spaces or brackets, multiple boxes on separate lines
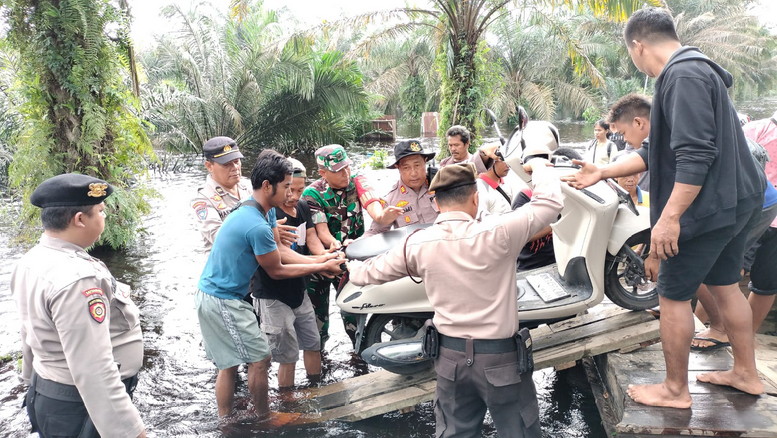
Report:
604,230,659,310
362,315,427,352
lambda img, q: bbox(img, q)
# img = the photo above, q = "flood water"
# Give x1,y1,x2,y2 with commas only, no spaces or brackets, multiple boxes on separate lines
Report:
1,97,774,437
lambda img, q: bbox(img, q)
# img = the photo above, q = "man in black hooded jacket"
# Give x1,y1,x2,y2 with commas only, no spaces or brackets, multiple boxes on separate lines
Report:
563,7,765,409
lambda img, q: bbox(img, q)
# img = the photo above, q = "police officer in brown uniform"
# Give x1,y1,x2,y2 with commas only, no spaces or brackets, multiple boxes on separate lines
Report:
364,139,439,237
191,136,251,251
12,174,146,438
348,162,563,437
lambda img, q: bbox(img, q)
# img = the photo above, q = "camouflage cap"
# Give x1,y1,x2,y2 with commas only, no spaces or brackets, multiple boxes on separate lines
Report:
429,163,477,192
315,144,352,172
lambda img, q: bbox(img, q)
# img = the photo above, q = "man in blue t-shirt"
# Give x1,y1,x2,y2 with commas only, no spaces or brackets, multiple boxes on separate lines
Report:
195,149,344,423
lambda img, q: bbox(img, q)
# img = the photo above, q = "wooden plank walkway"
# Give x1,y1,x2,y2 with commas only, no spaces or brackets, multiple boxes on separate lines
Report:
587,332,777,437
291,305,660,424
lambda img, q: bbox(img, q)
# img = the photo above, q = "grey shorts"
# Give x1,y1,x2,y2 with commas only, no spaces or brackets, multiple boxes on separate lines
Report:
259,294,320,364
195,290,270,370
657,209,758,302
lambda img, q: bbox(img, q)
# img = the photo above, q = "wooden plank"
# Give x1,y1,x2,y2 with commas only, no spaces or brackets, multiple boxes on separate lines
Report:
303,369,435,408
755,334,777,389
533,310,656,350
593,336,777,437
547,305,632,332
535,319,660,369
316,381,437,423
296,309,661,424
618,395,777,437
317,370,435,409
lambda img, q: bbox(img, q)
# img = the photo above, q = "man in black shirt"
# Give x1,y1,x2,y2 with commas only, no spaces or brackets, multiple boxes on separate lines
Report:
252,158,326,388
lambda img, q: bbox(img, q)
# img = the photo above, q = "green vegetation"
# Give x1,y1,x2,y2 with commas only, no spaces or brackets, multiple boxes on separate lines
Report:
0,0,774,250
0,0,155,249
142,2,371,155
367,149,390,169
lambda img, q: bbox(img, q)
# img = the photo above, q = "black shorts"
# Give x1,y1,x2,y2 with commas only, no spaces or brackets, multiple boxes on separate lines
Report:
657,209,758,302
750,227,777,296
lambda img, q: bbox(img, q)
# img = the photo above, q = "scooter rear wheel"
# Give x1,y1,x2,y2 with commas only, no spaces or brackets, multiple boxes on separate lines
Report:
362,315,427,352
605,230,659,310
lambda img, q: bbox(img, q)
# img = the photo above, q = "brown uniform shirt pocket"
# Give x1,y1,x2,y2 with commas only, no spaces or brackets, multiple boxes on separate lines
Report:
110,283,140,332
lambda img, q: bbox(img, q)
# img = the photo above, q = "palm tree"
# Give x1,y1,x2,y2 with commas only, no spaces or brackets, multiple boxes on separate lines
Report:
359,32,440,122
669,0,777,96
141,2,370,154
488,12,600,121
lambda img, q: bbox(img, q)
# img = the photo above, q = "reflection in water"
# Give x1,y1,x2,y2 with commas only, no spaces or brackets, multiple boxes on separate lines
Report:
0,156,605,437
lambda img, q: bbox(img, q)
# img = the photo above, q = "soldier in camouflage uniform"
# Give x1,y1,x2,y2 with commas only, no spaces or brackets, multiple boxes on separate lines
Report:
303,145,402,348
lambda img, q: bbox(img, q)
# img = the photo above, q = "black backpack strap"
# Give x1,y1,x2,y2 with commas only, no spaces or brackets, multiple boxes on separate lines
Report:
495,186,512,205
229,198,267,218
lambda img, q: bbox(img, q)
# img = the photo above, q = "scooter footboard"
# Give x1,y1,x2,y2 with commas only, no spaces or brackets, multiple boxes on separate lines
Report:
516,263,597,323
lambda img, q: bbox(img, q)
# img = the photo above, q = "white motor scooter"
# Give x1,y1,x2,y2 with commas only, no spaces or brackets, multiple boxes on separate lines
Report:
336,112,657,374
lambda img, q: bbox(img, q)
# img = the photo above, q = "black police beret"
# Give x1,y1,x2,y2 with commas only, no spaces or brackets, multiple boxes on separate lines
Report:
429,163,477,192
203,136,244,164
30,173,114,208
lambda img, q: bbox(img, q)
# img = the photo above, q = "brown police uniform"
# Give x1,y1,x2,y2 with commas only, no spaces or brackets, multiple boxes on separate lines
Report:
350,163,563,437
363,181,439,237
12,174,144,438
190,175,251,251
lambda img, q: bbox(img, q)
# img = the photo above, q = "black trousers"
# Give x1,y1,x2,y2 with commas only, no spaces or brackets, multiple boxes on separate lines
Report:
434,346,541,438
25,373,139,438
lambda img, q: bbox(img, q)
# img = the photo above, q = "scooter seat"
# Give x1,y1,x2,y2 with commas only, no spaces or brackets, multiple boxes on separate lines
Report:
347,223,432,261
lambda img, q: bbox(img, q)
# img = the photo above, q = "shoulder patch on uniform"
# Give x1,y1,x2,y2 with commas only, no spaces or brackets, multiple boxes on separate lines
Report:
88,297,106,323
82,288,104,298
192,201,208,220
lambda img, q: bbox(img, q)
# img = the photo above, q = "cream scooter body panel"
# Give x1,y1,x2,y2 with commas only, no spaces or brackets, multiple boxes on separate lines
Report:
339,276,430,314
608,204,651,255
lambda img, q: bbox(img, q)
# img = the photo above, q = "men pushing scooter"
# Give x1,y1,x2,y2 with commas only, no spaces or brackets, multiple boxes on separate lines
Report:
564,14,766,409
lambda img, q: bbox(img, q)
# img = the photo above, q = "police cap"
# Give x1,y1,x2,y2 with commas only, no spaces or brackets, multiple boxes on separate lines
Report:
429,163,477,193
30,173,114,208
203,136,244,164
387,139,435,169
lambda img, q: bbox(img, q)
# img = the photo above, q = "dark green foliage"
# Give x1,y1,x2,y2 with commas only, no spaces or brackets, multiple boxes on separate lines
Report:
0,0,155,248
142,3,371,156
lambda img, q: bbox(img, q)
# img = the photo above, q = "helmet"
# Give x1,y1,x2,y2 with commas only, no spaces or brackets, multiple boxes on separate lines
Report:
521,121,560,160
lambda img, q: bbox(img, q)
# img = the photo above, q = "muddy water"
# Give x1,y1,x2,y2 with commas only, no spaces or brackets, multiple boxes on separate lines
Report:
0,149,606,437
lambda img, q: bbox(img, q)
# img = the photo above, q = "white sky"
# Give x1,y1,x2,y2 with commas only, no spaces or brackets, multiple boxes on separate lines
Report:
129,0,408,49
129,0,777,50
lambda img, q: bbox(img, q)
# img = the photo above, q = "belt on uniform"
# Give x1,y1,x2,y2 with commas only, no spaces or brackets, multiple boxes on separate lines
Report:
439,334,517,354
33,373,139,402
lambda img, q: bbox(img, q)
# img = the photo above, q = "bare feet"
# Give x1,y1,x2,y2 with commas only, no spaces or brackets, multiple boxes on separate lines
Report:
696,370,764,395
627,383,692,409
691,327,729,349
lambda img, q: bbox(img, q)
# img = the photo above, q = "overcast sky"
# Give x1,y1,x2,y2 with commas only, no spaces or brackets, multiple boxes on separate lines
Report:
129,0,777,50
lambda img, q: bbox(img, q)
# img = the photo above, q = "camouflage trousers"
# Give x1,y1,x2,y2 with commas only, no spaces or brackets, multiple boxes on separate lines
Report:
306,274,358,350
